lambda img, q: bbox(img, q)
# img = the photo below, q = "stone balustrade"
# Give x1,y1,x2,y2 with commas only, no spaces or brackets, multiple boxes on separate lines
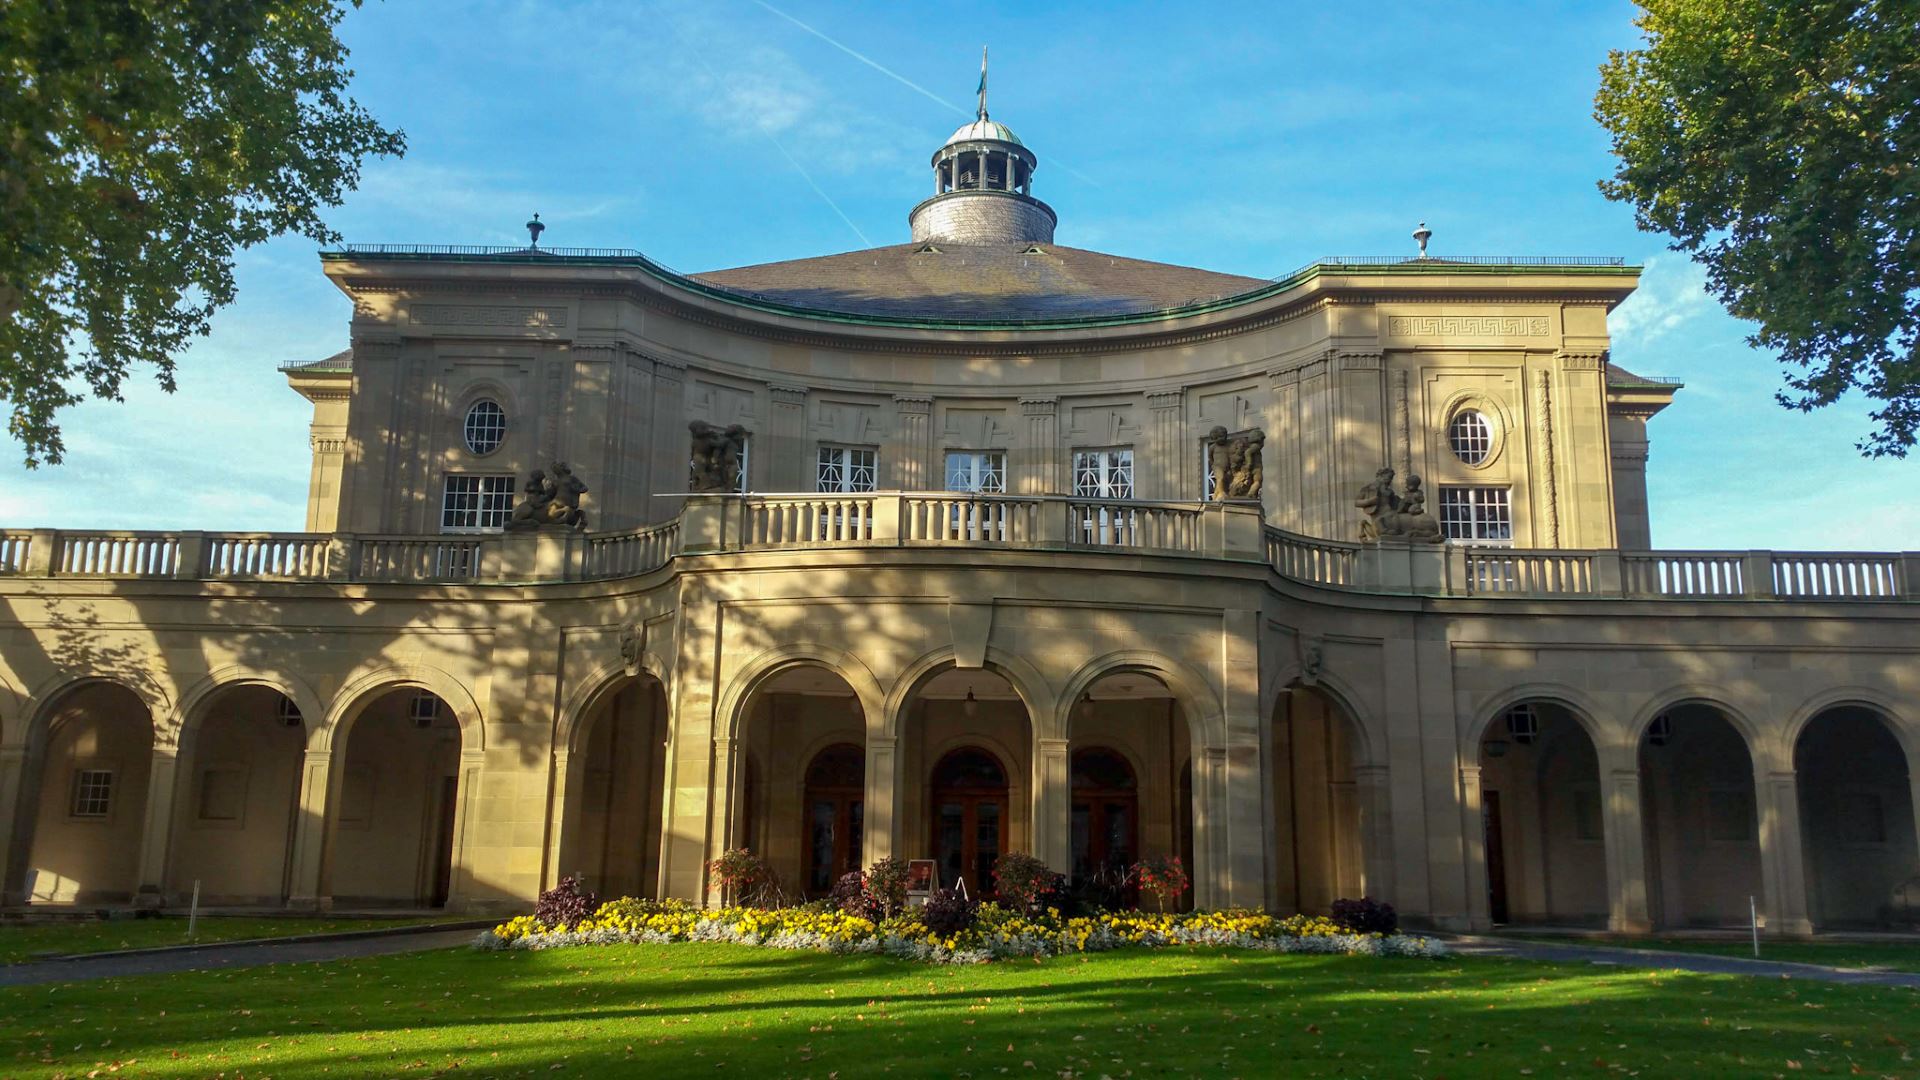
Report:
3,499,1916,602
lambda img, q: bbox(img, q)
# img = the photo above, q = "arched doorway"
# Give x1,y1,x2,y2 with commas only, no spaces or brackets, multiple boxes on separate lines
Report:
169,685,305,905
731,665,865,893
1476,701,1607,926
324,688,463,908
1068,670,1188,909
1271,684,1366,915
896,665,1034,894
12,682,153,904
803,743,864,897
561,675,668,899
1070,747,1138,905
1795,707,1920,928
1640,704,1762,928
930,747,1009,895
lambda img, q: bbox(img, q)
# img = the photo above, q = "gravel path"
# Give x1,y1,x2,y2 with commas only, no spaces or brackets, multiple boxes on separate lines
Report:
1444,933,1920,988
0,927,479,987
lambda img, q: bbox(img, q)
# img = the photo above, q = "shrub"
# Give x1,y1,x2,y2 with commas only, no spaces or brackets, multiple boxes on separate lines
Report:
1132,855,1189,912
1330,896,1398,935
534,874,598,929
706,848,776,907
991,852,1057,915
920,887,977,937
865,856,910,918
830,870,880,920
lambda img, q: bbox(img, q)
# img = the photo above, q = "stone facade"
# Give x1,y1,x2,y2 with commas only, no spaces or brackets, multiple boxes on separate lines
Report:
1,107,1916,936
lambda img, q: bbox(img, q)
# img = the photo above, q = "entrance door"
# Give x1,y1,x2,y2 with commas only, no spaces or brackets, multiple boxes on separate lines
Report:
1071,748,1139,904
1484,789,1509,924
930,748,1010,896
802,744,865,896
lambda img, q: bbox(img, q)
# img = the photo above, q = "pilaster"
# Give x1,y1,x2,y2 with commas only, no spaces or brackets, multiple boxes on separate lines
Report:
768,385,809,492
1756,766,1813,936
286,748,331,909
1017,397,1059,494
1601,761,1652,933
891,396,932,490
133,747,180,907
1146,388,1186,501
862,735,899,865
1032,736,1070,873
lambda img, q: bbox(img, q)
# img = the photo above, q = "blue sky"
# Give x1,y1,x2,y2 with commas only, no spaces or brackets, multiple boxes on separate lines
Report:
4,0,1910,548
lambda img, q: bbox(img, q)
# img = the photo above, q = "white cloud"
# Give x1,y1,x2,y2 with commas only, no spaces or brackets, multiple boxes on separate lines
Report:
1610,255,1715,347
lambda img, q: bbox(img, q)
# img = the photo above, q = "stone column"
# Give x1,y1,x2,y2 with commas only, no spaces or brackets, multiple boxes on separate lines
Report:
285,748,332,909
0,746,28,905
1032,737,1070,873
447,747,485,908
768,385,808,492
133,747,180,907
704,736,738,906
1601,760,1653,933
862,735,898,866
1756,764,1813,936
891,396,932,490
1457,764,1491,930
1145,389,1186,501
1352,763,1396,904
1017,397,1059,494
542,749,575,893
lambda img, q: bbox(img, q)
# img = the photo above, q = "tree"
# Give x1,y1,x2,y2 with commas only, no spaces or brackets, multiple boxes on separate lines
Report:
0,0,403,465
1595,0,1919,456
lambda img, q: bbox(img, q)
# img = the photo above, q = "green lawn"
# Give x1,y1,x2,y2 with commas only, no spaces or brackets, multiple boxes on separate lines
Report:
0,916,464,964
3,942,1918,1078
1500,932,1920,974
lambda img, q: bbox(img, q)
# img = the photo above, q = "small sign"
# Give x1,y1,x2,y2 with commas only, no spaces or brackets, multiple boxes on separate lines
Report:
905,859,939,906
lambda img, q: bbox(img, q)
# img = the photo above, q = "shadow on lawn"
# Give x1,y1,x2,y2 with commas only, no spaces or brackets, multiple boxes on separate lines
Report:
4,944,1920,1077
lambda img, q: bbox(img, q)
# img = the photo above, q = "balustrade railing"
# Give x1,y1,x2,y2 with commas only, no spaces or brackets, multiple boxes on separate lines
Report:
2,503,1916,602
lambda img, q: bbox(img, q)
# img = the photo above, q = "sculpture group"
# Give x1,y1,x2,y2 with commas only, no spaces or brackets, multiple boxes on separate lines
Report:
689,420,750,493
507,461,590,530
1354,467,1441,543
1204,426,1265,501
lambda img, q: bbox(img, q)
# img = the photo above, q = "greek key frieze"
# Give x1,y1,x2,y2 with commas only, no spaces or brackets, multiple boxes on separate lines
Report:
409,304,570,328
1386,315,1550,338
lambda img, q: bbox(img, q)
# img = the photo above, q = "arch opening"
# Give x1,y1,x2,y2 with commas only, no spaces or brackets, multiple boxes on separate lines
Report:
1476,700,1607,927
168,684,306,905
1640,703,1762,929
1794,706,1920,929
560,674,669,900
732,664,866,898
1069,671,1185,910
12,682,154,905
897,665,1033,898
1270,684,1367,916
323,687,464,908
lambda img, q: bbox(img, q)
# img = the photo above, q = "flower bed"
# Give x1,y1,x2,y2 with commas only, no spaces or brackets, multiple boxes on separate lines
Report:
479,897,1446,965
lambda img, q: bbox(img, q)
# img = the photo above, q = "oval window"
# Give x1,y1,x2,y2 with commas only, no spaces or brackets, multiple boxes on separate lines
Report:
1448,410,1493,465
464,399,507,455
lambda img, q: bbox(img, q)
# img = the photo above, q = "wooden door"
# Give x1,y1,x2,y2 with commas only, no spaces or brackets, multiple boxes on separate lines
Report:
1484,789,1509,924
930,748,1010,897
802,744,865,897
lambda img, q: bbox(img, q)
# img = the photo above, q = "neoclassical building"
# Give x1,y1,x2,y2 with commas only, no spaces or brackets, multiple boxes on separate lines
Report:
3,93,1918,935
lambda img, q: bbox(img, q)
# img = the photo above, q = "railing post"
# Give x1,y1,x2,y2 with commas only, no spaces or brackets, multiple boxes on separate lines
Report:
173,531,207,580
677,494,737,553
1743,550,1775,599
325,534,357,581
1035,499,1070,547
870,496,902,545
1591,550,1624,597
26,529,57,576
1444,544,1469,595
1901,553,1920,600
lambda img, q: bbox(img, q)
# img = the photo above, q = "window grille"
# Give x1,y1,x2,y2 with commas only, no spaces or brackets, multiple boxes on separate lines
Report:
1646,714,1673,746
1438,486,1512,543
1448,410,1493,465
816,446,877,492
71,769,113,817
944,451,1005,494
275,696,303,726
1073,448,1135,543
440,474,516,532
463,400,507,455
409,691,441,723
1503,703,1539,744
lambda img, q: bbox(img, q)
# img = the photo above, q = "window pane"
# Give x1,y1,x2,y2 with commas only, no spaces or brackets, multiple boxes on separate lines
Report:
441,474,516,532
1438,486,1512,543
71,770,113,817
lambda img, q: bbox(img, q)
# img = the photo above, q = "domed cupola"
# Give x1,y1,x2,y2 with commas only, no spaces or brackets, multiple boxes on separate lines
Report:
908,49,1056,245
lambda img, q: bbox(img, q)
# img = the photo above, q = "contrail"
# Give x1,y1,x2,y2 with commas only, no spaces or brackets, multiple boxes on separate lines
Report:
672,20,874,247
752,0,969,117
748,0,1102,188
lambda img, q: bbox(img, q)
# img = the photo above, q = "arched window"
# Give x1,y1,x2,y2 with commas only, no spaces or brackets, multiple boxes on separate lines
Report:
930,748,1009,895
803,744,864,896
463,400,507,455
1071,749,1138,897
